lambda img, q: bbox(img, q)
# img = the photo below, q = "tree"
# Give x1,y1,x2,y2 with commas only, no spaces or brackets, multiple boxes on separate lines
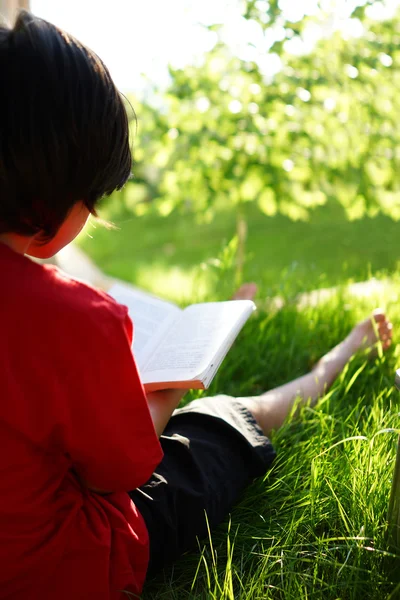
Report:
118,2,400,278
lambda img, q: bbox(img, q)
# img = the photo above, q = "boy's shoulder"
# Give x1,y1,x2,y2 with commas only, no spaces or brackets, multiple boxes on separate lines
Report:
43,263,124,319
0,245,127,329
41,264,130,335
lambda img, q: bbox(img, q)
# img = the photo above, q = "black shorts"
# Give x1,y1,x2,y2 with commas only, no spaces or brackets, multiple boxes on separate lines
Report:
129,396,276,577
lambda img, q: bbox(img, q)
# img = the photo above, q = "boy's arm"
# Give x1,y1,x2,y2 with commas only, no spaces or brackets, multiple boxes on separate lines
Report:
84,389,186,495
146,389,187,437
59,299,164,494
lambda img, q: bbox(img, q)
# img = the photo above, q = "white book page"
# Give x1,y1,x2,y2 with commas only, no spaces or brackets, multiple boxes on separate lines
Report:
141,300,255,386
200,313,254,388
108,283,181,372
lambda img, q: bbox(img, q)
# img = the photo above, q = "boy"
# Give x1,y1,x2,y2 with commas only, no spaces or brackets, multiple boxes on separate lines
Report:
0,11,392,600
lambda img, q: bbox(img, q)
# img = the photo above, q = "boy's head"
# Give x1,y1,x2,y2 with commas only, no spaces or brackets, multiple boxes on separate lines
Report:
0,11,131,257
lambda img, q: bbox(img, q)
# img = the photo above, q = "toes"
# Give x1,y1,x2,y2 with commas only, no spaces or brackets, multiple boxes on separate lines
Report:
372,308,386,323
378,321,393,340
376,318,393,351
231,282,258,301
372,310,394,342
352,310,393,355
243,282,258,295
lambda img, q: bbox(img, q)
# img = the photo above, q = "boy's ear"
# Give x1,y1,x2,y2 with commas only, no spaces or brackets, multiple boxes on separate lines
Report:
26,241,58,260
26,202,91,259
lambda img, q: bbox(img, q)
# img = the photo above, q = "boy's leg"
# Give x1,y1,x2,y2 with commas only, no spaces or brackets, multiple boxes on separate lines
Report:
238,310,392,437
131,394,276,576
132,309,392,577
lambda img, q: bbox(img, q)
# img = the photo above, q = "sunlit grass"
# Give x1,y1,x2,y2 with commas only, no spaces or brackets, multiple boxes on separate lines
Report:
77,198,400,302
132,264,210,304
142,282,400,599
78,200,400,598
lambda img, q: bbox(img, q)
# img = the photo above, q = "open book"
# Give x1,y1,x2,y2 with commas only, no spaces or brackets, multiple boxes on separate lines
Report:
108,283,255,392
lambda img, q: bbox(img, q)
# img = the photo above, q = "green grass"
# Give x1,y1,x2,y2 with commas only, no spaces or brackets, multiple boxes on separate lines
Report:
78,198,400,598
141,289,400,599
78,197,400,303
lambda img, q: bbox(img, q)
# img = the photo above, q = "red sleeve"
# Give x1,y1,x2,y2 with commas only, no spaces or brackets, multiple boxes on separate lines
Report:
55,291,163,492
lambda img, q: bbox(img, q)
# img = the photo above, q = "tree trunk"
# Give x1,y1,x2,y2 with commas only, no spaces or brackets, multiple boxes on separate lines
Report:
0,0,30,25
235,209,247,287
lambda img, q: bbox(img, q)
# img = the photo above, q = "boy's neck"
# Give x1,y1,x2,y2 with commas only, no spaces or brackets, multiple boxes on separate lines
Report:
0,233,34,255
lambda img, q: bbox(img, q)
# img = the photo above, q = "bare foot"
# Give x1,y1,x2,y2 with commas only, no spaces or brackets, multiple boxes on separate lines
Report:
347,309,393,354
239,309,393,437
231,282,258,301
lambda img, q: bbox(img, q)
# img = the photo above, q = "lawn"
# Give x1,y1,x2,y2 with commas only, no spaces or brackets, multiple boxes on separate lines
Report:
78,197,400,304
78,197,400,599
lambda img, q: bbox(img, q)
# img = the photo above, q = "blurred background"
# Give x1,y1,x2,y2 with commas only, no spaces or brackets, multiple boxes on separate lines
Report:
3,0,400,303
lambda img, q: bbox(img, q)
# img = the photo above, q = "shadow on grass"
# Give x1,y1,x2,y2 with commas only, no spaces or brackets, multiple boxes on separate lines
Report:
142,292,400,599
78,198,400,302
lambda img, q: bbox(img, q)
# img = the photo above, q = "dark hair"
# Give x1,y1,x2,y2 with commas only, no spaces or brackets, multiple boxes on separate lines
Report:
0,11,132,239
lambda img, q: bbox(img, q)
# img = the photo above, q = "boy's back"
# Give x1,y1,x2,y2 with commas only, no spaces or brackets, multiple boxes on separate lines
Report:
0,243,162,599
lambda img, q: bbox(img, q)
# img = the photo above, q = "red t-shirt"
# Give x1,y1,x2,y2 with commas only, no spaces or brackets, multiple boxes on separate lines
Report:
0,243,163,599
